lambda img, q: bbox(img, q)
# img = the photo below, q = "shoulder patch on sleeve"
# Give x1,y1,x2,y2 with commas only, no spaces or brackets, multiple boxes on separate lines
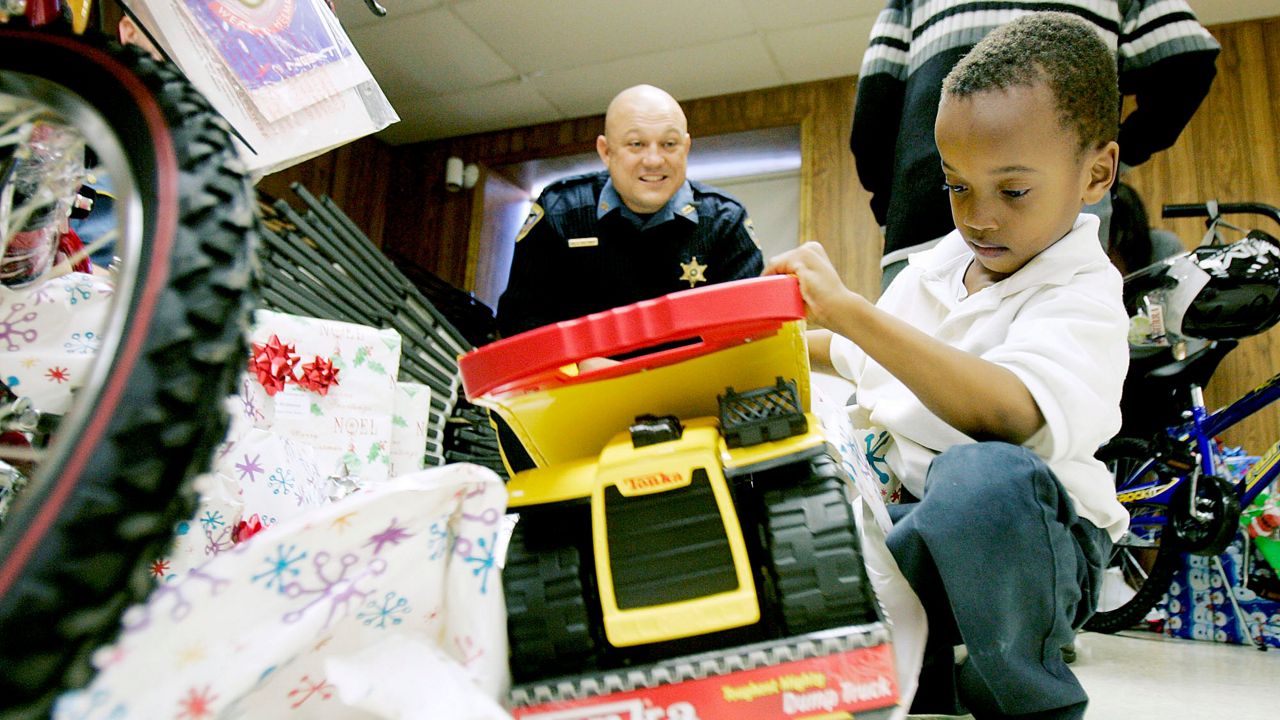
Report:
515,203,544,243
743,216,759,248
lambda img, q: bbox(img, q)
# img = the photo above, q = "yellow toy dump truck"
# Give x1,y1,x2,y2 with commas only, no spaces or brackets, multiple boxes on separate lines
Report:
460,276,891,710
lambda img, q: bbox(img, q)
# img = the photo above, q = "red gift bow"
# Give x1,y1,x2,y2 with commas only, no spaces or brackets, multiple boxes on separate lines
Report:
249,335,299,396
297,356,340,396
232,513,265,544
247,335,340,396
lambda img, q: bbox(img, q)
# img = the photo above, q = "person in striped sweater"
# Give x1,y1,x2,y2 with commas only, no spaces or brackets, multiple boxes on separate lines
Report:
853,0,1219,291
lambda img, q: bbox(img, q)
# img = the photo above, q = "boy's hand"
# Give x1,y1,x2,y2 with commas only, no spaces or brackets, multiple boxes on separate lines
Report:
768,244,1045,444
763,242,855,329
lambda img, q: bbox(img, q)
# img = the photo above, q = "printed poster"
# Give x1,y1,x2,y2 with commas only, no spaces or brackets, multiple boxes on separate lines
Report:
184,0,351,92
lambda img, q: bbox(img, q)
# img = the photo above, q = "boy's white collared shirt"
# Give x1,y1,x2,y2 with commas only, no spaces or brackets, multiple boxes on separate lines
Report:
830,214,1131,540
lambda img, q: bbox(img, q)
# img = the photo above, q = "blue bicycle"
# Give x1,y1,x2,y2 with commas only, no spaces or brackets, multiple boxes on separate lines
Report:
1085,201,1280,635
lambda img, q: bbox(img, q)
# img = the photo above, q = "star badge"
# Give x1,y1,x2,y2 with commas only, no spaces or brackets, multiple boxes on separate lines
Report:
679,256,708,287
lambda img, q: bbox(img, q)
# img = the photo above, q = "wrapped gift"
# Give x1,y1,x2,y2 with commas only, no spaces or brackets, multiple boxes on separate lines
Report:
1,272,112,417
390,382,432,479
1150,445,1280,648
1158,533,1280,648
217,427,329,526
160,469,243,580
810,372,903,515
60,464,511,719
246,309,402,486
162,409,331,578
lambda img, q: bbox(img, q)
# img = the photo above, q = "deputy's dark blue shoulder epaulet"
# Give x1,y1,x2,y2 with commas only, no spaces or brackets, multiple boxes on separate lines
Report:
539,170,608,199
689,178,744,208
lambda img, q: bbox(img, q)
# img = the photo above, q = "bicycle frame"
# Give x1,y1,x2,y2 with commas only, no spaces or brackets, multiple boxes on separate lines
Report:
1120,369,1280,541
1088,200,1280,637
1185,370,1280,505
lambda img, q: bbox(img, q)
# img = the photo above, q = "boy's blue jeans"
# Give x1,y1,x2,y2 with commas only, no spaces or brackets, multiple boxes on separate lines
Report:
885,442,1111,719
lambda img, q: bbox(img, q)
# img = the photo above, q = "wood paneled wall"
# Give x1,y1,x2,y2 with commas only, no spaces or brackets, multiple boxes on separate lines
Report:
255,136,393,248
1122,17,1280,453
371,76,880,300
261,15,1280,453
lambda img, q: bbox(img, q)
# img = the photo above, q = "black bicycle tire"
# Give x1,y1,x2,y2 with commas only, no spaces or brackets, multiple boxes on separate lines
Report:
0,30,258,716
760,454,879,634
1084,438,1181,634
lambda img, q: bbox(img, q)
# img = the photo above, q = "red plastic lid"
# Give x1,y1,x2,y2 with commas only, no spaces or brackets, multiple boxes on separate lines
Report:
460,276,804,399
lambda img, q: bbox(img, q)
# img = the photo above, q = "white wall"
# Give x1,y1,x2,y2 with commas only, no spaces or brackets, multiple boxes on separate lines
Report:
702,170,802,262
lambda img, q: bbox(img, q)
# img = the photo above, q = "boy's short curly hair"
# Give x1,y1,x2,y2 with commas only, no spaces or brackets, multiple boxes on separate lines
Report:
942,12,1119,152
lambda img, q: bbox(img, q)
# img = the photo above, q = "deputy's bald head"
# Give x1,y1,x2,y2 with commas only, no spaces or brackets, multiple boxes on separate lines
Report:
603,85,688,140
596,85,692,214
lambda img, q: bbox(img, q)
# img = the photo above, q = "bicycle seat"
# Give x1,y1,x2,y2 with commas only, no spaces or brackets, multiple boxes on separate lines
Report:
1144,339,1237,385
1119,339,1236,438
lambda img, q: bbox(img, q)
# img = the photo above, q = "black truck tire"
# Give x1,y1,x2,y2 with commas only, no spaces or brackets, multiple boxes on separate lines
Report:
761,454,879,634
504,512,600,682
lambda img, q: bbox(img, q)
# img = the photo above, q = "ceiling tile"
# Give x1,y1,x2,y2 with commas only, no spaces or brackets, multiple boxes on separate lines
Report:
333,0,442,31
338,0,1276,144
452,0,757,73
346,8,517,98
377,81,562,144
530,35,785,121
740,0,882,30
765,16,876,84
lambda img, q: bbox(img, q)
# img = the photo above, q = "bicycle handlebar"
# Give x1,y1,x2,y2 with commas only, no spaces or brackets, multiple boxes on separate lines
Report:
1162,202,1280,225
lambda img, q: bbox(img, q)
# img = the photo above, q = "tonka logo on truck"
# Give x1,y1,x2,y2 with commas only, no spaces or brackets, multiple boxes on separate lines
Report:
616,471,691,496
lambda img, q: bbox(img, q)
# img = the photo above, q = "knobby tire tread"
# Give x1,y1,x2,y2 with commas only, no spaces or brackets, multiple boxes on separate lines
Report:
504,518,597,682
0,32,259,717
761,457,879,634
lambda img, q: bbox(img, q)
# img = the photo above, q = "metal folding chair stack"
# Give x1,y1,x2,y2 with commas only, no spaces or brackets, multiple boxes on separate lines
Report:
254,182,471,469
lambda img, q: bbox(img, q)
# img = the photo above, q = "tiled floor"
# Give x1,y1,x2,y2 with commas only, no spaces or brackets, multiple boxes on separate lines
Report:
908,630,1278,719
1073,630,1276,719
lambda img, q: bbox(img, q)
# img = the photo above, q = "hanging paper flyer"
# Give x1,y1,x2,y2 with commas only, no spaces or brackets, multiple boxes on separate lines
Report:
127,0,398,175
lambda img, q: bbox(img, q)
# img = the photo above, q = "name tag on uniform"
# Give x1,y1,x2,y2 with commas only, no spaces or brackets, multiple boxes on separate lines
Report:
568,237,598,248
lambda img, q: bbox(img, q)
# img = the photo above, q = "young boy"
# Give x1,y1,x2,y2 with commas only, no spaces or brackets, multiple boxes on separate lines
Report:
766,13,1130,719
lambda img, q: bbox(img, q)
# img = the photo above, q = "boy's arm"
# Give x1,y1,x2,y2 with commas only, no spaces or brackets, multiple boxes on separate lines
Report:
769,243,1044,444
806,329,836,375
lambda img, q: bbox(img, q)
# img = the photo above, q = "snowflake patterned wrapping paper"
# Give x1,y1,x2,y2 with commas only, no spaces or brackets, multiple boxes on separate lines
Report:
223,428,330,526
0,271,112,416
55,463,512,719
233,373,276,430
159,392,277,577
390,382,432,478
811,371,925,713
248,309,403,486
810,372,900,532
161,470,245,579
162,422,332,579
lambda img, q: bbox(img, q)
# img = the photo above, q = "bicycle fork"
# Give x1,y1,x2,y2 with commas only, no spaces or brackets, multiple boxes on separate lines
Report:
1185,385,1216,524
1184,384,1267,650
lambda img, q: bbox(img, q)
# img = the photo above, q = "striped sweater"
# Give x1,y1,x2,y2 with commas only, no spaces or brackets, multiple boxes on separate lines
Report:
851,0,1221,266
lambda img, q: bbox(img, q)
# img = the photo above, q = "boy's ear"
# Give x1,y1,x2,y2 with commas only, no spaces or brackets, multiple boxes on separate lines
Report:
1083,140,1120,205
